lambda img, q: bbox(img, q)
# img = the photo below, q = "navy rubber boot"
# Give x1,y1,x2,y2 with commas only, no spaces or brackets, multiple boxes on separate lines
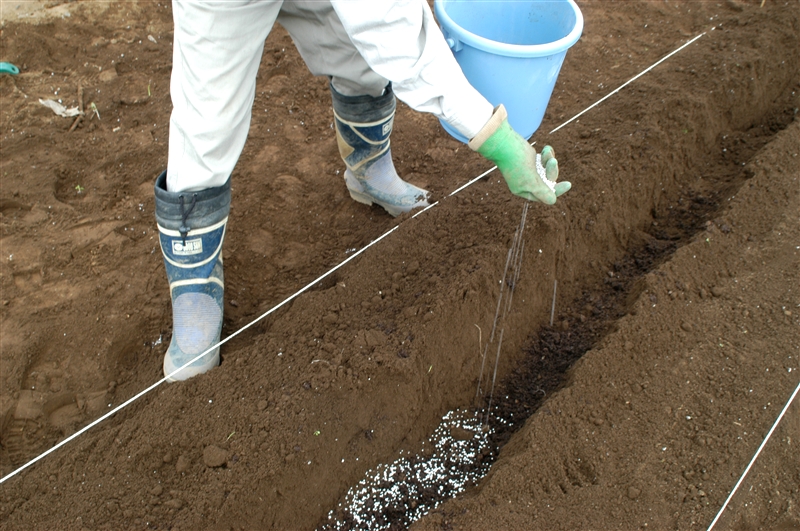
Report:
331,84,430,217
154,171,230,381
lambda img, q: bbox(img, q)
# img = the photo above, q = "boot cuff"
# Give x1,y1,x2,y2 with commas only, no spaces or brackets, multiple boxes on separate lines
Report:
155,171,231,230
330,82,396,122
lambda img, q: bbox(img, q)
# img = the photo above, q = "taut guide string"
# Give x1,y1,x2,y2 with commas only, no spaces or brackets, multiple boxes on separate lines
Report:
706,380,800,531
1,31,710,486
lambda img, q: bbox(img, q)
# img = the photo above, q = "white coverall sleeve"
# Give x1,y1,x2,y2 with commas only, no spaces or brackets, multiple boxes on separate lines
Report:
330,0,493,140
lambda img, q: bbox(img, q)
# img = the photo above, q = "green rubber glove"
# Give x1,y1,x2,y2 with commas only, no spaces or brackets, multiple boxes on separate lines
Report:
469,105,571,205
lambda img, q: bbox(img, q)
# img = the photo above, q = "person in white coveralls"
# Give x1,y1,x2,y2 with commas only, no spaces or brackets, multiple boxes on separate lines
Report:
155,0,571,381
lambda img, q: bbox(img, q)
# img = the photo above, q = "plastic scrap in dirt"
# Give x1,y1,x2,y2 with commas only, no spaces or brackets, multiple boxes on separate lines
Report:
38,98,82,118
0,62,20,75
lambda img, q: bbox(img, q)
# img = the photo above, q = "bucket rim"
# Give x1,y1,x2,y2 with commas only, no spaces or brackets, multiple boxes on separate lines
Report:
434,0,584,58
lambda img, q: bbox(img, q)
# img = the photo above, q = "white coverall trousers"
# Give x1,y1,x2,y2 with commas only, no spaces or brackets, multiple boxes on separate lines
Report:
168,0,493,192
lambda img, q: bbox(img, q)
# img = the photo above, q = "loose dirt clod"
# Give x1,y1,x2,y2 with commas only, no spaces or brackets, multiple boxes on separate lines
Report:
203,446,228,468
175,455,191,474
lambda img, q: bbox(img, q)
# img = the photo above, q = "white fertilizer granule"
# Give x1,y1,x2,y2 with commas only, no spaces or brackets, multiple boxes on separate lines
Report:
322,409,501,530
536,153,556,193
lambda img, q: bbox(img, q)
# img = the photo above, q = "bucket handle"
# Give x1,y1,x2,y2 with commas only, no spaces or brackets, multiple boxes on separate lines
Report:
442,30,463,52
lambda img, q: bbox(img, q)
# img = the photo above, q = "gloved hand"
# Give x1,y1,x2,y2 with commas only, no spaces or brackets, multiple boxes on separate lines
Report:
469,105,571,205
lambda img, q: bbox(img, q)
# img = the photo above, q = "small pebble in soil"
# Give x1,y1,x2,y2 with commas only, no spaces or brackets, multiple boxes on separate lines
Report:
449,427,474,441
203,445,228,468
175,455,190,473
165,498,184,509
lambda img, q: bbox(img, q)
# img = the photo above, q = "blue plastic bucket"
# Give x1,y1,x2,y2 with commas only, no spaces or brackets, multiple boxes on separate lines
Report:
434,0,583,142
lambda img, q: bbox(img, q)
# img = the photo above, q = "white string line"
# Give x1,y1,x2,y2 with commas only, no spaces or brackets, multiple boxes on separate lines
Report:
0,29,709,486
447,165,499,198
436,30,708,198
0,225,399,485
549,31,707,134
706,379,800,531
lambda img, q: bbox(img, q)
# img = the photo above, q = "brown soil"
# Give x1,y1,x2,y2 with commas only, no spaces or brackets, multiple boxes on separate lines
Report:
1,1,798,530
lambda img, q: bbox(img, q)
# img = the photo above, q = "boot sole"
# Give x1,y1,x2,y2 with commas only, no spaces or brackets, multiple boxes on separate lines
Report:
347,188,408,218
163,347,220,382
344,172,421,218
